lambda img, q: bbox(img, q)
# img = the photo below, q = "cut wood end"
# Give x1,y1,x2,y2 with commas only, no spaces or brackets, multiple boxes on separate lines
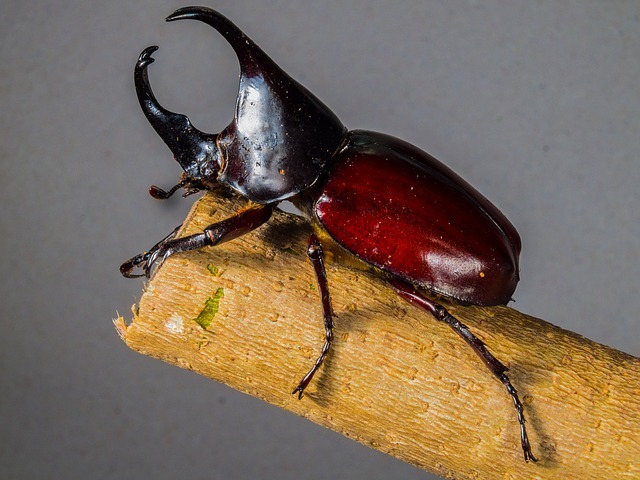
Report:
113,304,140,342
113,315,127,341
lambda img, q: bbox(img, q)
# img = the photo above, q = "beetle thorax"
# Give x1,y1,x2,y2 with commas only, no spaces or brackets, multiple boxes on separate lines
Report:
215,71,347,204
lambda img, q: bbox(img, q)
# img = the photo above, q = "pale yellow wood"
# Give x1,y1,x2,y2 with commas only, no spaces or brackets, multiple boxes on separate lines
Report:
115,193,640,479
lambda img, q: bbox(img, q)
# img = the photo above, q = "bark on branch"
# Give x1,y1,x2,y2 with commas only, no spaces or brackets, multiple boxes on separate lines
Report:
115,193,640,479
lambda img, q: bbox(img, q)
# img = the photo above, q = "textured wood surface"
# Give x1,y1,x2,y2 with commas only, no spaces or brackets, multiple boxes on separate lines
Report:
115,193,640,479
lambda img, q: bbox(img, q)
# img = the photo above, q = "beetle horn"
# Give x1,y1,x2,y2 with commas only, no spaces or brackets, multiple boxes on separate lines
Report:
166,7,276,78
134,45,219,180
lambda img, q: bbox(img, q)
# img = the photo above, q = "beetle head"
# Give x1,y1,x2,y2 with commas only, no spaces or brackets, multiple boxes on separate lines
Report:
135,45,221,199
135,7,347,203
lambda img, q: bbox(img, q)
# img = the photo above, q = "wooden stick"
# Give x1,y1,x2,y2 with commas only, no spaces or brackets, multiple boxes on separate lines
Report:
115,193,640,480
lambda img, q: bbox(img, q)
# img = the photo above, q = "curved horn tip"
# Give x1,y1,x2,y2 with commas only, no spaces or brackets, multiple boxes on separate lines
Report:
166,6,220,23
137,45,159,65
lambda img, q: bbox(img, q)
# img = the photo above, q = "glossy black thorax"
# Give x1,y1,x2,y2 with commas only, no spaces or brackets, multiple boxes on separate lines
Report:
216,61,347,203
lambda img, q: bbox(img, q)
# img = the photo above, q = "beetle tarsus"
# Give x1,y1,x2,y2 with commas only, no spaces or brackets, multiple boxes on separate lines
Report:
292,235,335,398
119,252,149,278
389,278,538,462
500,373,538,462
120,224,182,278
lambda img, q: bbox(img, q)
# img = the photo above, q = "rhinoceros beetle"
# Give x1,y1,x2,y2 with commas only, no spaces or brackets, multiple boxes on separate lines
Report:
121,6,537,462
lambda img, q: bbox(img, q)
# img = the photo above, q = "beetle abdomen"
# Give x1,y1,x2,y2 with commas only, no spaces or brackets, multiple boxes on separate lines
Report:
314,131,520,306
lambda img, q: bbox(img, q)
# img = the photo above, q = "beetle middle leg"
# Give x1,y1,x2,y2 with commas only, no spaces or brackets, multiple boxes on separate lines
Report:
292,234,335,399
120,203,274,278
389,278,537,462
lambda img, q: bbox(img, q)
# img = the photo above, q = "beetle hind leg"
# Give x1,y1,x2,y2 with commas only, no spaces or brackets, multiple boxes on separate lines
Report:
292,234,334,399
389,278,537,462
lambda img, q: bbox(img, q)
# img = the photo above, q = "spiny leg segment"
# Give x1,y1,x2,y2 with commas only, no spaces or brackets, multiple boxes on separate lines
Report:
292,234,334,398
389,278,537,462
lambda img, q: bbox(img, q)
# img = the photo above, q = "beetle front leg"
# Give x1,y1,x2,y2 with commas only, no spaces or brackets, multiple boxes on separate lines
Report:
120,224,182,278
120,203,274,278
389,278,537,463
292,234,335,399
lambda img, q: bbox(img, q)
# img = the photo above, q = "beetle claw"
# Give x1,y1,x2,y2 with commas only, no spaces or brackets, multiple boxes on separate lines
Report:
119,245,167,279
119,225,181,279
291,385,305,399
119,250,154,278
119,253,148,278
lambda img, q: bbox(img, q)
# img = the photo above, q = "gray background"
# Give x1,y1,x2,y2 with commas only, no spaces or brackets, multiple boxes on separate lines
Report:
1,1,638,479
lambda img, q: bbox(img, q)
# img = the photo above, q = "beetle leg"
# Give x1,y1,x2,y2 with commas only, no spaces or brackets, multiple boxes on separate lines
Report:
119,203,274,278
120,224,182,278
292,234,334,399
389,278,538,463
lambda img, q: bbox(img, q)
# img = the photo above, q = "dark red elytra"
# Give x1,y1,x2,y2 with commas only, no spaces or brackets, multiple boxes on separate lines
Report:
121,7,537,462
314,130,520,306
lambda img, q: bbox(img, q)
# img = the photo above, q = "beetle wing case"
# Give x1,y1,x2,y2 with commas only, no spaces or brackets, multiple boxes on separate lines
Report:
314,130,521,306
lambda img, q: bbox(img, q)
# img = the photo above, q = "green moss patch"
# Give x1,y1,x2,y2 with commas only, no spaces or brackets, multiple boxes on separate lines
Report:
193,288,225,330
